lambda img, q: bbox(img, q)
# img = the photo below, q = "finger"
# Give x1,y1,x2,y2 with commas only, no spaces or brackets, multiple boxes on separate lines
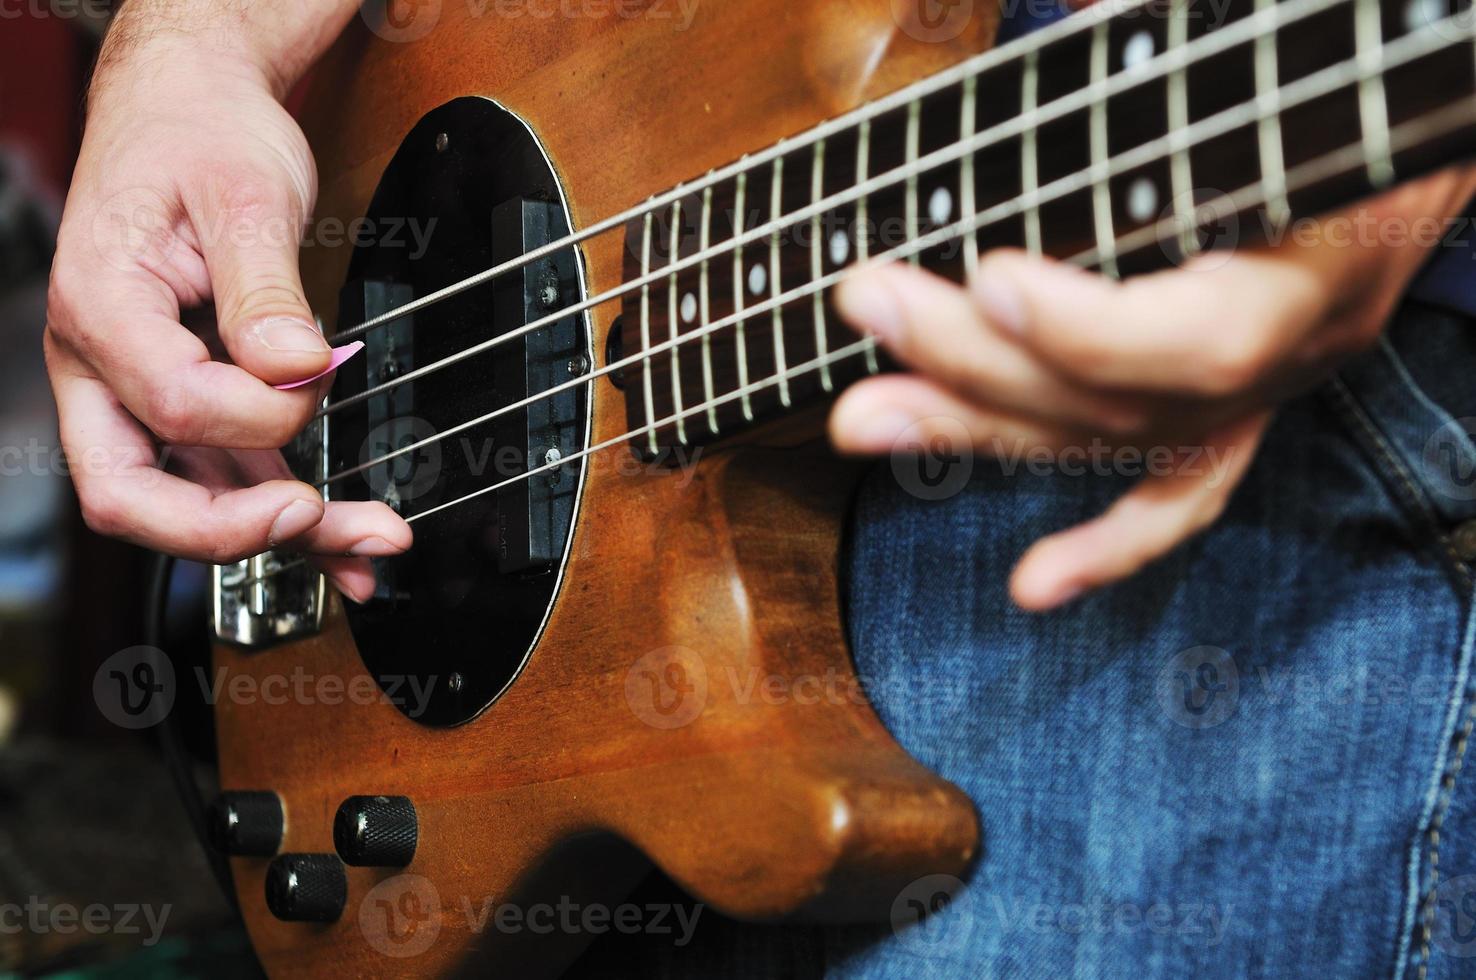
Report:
169,446,413,557
829,373,1079,456
1009,413,1271,611
55,367,327,563
47,270,322,449
834,262,1146,433
187,170,332,386
311,556,379,605
971,250,1332,397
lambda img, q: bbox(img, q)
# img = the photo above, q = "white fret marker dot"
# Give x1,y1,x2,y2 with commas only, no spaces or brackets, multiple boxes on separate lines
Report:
1123,31,1154,71
680,292,698,324
928,187,954,226
1404,0,1442,32
1126,177,1159,223
748,263,767,296
829,230,851,266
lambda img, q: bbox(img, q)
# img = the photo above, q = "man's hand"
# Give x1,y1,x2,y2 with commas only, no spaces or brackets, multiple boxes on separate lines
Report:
45,1,403,602
832,168,1476,611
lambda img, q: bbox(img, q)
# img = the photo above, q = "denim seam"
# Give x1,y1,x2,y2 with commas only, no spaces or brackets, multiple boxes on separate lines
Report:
1377,334,1468,438
1399,593,1476,980
1325,376,1473,594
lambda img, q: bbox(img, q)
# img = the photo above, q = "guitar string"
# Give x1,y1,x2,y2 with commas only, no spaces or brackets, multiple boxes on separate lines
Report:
316,9,1468,490
314,0,1356,420
229,94,1476,589
327,0,1146,346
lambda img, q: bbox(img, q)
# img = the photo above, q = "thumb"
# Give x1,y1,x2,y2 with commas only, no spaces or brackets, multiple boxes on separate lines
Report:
193,176,332,386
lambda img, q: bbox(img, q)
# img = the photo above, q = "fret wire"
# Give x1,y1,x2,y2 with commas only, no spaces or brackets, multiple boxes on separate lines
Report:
405,336,884,527
699,185,720,434
1022,48,1044,255
732,170,754,421
1355,0,1396,186
770,154,792,407
856,119,881,375
811,140,834,391
413,98,1476,531
960,75,981,284
247,91,1476,583
267,85,1475,544
1254,0,1292,228
1089,21,1120,278
666,199,688,445
905,100,923,266
1073,97,1469,268
314,8,1476,491
1168,0,1199,258
335,0,1145,345
639,212,658,457
317,0,1358,422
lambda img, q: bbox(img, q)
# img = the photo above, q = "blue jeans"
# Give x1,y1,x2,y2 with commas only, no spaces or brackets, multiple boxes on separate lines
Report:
578,300,1476,978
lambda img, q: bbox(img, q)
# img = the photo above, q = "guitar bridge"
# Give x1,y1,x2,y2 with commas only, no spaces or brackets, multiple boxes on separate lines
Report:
210,402,329,648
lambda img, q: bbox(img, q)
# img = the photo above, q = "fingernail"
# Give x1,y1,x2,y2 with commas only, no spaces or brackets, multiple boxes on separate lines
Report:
836,272,907,346
268,499,320,546
349,536,403,557
845,408,919,454
255,317,329,353
975,274,1026,336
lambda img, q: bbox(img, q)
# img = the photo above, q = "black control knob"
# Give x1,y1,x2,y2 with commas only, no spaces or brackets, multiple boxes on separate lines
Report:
334,795,418,867
208,791,283,857
265,853,347,923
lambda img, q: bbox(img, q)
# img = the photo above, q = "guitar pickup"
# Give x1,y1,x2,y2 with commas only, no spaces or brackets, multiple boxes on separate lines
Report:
490,197,584,575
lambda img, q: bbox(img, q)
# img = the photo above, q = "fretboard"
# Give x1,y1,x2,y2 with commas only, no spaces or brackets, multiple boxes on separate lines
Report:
617,0,1476,459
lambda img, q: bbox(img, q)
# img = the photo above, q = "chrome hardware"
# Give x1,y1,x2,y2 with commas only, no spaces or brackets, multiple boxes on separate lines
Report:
210,409,328,647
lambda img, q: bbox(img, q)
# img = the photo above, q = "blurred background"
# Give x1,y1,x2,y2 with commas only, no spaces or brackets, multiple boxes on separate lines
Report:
0,4,255,975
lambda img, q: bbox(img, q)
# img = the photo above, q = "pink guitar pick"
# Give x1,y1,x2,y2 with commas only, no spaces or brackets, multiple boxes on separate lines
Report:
273,341,365,390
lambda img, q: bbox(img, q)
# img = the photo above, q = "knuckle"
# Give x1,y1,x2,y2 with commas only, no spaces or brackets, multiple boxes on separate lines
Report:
208,169,291,220
1191,335,1271,396
45,262,82,334
77,486,129,540
145,382,207,446
205,535,252,565
269,405,313,449
233,279,309,324
1188,488,1231,536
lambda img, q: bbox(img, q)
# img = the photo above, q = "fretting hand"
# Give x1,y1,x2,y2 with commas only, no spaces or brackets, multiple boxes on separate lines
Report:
831,169,1476,610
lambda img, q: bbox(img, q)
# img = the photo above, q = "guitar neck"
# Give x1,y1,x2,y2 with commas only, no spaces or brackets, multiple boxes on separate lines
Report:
617,0,1476,458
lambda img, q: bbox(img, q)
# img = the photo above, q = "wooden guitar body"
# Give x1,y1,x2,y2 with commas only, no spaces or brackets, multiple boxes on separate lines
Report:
215,2,988,973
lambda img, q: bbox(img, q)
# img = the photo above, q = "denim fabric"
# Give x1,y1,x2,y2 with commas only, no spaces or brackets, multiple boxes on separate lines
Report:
572,302,1476,979
822,301,1476,979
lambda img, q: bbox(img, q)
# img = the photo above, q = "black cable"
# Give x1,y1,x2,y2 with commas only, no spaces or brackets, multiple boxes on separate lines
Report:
145,551,239,911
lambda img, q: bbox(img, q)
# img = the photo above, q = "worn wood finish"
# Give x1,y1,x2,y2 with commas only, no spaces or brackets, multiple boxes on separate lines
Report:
215,2,996,974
